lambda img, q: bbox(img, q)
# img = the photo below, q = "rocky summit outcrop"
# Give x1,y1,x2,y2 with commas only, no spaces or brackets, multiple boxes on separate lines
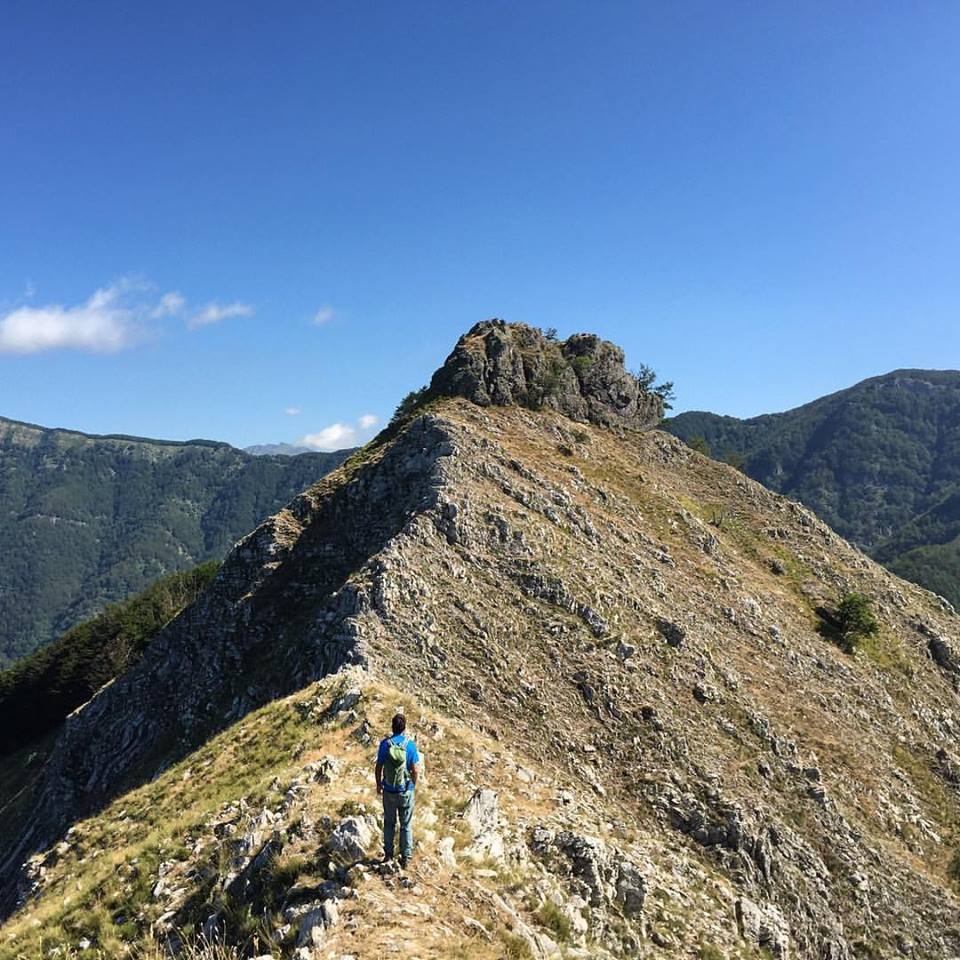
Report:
426,319,663,430
1,324,959,959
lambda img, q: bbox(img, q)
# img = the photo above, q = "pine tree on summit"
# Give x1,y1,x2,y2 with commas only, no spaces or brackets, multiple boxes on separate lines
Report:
375,712,421,868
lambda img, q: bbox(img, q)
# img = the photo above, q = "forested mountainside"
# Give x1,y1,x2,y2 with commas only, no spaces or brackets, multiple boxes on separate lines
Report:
0,416,350,666
666,369,960,609
1,323,957,959
0,561,218,757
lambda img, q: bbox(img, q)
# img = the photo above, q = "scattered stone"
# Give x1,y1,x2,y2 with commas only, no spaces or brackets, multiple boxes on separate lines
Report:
656,618,685,647
327,816,376,863
296,899,340,948
692,682,717,704
616,641,636,661
304,756,341,783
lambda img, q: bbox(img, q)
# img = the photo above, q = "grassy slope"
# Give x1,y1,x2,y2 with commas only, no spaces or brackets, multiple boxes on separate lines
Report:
0,673,624,960
665,370,960,609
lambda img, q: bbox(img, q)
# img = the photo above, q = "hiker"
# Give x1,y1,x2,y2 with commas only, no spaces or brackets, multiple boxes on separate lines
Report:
375,712,420,867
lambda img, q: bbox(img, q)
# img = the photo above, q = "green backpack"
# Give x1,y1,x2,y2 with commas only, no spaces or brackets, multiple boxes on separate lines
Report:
383,735,410,790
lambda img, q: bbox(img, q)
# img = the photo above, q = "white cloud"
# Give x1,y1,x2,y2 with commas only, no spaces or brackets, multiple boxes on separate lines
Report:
0,282,159,354
188,301,254,330
297,412,380,451
0,282,257,353
312,305,334,326
298,423,356,450
284,406,302,416
152,291,185,319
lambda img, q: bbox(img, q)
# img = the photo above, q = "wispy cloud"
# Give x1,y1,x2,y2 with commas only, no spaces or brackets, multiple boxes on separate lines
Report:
0,282,255,353
187,301,254,330
0,282,162,354
284,406,302,416
312,305,334,326
298,412,380,451
152,291,185,319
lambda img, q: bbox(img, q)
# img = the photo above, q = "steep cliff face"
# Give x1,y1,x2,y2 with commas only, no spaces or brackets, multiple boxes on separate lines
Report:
2,326,960,959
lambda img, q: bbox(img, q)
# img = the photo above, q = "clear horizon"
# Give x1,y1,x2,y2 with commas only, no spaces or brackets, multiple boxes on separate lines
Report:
2,3,958,449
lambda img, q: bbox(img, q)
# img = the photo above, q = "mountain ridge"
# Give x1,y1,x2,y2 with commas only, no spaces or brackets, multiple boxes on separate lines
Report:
1,325,958,958
0,413,231,449
673,368,960,422
0,415,353,666
666,368,960,609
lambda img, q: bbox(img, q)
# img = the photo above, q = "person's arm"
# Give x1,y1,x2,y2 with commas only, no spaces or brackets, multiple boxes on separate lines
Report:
375,740,385,794
408,743,420,786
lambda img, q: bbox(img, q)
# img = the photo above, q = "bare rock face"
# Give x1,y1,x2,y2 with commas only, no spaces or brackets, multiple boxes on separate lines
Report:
427,320,663,431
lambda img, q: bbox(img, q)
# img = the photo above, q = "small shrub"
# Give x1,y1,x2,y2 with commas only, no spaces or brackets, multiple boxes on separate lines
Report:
687,435,711,456
721,448,746,471
390,385,429,425
632,363,675,410
697,943,725,960
338,799,366,817
500,930,534,959
948,848,960,887
536,900,572,942
543,326,559,342
569,354,595,378
816,592,880,653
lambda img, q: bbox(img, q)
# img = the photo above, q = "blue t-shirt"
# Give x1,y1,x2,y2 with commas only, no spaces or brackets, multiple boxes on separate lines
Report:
377,733,420,793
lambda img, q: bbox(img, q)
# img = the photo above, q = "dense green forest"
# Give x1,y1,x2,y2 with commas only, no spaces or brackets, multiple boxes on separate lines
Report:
665,369,960,610
0,416,351,666
0,562,218,755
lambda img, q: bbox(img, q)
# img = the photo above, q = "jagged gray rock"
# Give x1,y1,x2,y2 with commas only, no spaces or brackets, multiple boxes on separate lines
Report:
426,320,663,430
326,816,376,863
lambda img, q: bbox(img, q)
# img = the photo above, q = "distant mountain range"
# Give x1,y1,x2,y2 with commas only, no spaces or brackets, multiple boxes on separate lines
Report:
244,442,314,456
666,369,960,609
0,415,352,667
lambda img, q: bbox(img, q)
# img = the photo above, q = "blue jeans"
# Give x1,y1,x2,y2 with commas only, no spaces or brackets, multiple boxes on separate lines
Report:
382,788,415,859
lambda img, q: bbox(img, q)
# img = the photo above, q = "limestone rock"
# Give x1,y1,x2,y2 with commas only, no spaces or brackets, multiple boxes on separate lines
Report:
736,896,791,959
426,320,663,431
326,816,376,863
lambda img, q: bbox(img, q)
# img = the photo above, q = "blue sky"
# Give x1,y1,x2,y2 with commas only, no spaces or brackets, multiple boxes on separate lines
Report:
1,2,958,449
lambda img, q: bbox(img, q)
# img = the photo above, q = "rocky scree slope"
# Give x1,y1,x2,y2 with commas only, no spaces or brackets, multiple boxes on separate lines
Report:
0,416,351,667
2,325,960,958
665,369,960,609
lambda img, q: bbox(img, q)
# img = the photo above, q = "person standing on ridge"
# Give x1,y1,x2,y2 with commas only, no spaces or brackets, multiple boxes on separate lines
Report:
375,711,420,868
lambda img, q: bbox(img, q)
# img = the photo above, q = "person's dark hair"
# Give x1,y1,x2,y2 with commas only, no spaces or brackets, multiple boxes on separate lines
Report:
391,713,406,735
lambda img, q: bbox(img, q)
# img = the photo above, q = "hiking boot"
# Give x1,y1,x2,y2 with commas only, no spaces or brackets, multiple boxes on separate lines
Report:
399,854,410,869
